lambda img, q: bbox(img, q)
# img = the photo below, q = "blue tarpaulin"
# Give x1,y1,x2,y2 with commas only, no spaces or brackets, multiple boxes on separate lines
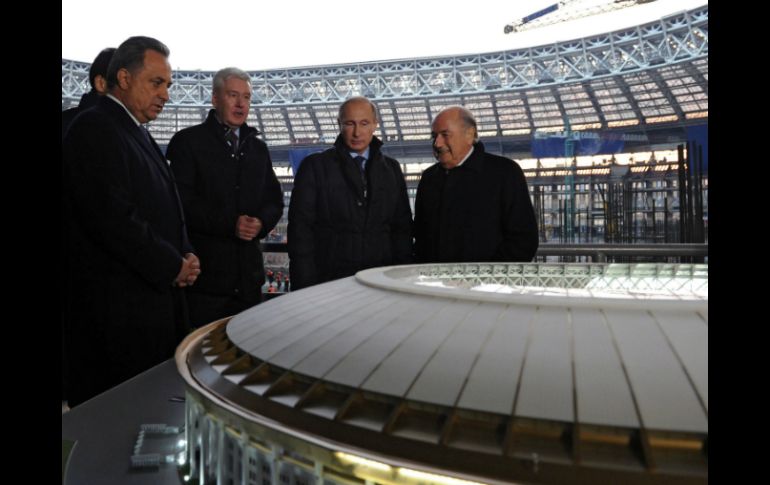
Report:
686,124,708,173
531,132,625,158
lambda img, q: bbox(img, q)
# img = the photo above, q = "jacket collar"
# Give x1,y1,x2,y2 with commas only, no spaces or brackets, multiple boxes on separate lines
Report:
78,90,101,111
334,135,382,164
447,141,486,173
333,134,383,163
332,134,386,200
98,96,172,181
204,108,259,139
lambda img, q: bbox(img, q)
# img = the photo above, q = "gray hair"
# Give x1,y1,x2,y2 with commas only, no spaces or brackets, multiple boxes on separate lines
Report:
213,67,252,94
337,96,378,124
106,36,170,90
439,105,478,141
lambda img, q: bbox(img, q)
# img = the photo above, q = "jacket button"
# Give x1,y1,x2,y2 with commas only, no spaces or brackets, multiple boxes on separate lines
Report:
235,185,240,190
357,201,363,207
234,288,239,294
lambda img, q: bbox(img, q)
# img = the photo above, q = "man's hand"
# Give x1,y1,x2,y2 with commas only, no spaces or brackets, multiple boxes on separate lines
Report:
175,253,201,287
236,215,263,241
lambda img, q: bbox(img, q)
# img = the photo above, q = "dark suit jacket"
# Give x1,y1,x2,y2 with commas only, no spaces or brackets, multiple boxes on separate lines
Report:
62,90,100,141
62,96,193,405
61,89,100,399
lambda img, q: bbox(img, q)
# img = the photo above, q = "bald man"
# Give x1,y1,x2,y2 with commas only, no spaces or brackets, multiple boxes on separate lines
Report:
414,106,538,263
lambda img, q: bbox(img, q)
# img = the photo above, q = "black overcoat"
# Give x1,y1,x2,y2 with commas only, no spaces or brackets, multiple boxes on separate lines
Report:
414,141,538,263
167,110,284,298
63,96,193,404
288,135,413,289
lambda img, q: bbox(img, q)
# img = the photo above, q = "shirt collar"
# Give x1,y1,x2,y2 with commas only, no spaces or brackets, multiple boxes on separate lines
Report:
455,145,475,168
214,111,240,138
349,147,370,161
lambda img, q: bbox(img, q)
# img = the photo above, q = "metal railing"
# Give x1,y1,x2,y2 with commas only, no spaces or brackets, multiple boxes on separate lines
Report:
260,242,707,298
533,243,708,262
262,242,708,261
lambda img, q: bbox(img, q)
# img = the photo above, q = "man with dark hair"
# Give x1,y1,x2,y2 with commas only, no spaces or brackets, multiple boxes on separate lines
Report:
414,106,538,263
61,46,116,407
288,96,413,290
167,67,284,327
61,47,116,140
63,36,200,406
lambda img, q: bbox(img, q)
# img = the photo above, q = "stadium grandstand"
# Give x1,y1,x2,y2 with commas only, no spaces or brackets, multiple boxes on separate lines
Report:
61,4,707,256
62,5,708,484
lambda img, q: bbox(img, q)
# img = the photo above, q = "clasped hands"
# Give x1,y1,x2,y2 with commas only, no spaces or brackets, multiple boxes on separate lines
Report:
175,253,201,287
236,215,263,241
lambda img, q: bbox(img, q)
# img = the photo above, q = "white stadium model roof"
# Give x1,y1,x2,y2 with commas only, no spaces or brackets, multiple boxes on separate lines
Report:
177,262,707,485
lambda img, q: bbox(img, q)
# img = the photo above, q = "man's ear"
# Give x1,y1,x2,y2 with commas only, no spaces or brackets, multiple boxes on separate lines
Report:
94,75,108,94
116,68,131,90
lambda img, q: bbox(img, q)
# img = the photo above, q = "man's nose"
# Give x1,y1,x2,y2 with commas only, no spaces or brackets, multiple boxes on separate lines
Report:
159,85,169,102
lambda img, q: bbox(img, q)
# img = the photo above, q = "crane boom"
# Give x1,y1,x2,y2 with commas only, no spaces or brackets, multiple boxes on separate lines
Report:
503,0,658,34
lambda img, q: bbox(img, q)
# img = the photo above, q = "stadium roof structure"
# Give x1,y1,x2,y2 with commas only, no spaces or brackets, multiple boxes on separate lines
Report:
62,5,707,158
177,262,707,484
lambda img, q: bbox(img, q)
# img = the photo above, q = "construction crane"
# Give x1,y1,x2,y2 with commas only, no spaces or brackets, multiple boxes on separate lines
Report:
503,0,658,34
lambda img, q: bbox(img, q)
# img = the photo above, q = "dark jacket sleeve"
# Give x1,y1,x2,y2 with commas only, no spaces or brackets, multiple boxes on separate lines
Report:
495,161,539,262
412,169,431,263
64,113,182,291
287,156,319,289
167,132,237,238
254,145,284,239
388,159,414,264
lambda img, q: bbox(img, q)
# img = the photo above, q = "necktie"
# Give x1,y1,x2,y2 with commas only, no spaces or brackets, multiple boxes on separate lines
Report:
226,130,238,155
353,155,367,199
353,155,366,176
141,126,153,145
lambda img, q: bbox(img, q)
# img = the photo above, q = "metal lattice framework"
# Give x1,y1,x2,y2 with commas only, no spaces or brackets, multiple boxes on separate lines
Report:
62,5,707,146
410,262,708,298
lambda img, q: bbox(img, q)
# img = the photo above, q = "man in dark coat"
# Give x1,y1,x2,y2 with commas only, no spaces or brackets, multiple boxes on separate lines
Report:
167,67,284,327
414,106,538,263
61,46,115,406
62,47,116,140
62,36,201,407
288,96,413,290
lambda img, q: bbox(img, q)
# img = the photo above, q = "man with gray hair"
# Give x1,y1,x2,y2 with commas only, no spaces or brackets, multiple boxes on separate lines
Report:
288,96,413,289
414,106,538,263
168,67,284,327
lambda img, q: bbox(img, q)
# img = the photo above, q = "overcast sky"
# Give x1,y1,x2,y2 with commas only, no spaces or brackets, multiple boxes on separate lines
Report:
62,0,705,71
